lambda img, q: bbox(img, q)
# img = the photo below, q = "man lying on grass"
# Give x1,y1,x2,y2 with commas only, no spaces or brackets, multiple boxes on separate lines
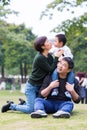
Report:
31,57,80,118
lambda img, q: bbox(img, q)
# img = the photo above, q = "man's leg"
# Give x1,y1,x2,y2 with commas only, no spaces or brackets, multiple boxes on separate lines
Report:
53,101,74,118
31,98,54,118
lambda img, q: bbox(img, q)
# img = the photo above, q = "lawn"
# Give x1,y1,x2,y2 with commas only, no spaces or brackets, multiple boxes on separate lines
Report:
0,90,87,130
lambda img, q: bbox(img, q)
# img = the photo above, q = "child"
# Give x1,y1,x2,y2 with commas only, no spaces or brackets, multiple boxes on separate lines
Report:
49,34,73,59
49,34,74,98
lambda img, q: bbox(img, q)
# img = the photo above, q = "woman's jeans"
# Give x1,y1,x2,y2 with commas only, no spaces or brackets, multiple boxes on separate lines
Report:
34,98,74,113
10,82,40,113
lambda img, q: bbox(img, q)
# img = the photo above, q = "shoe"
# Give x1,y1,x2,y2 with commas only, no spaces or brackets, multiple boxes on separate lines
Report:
65,91,72,99
53,110,70,118
19,98,25,105
51,88,58,96
6,101,14,104
1,102,13,113
31,110,48,118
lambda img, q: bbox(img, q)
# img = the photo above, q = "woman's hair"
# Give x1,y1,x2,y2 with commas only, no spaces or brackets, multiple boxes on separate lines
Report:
62,57,74,69
55,34,67,46
34,36,47,53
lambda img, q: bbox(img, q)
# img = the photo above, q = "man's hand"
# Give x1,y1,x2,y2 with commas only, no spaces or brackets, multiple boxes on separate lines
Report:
65,82,74,93
49,80,59,89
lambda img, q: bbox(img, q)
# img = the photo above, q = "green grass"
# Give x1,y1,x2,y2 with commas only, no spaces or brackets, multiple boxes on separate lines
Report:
0,90,87,130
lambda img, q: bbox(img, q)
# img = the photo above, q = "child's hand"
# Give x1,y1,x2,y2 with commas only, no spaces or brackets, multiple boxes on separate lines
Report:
54,49,64,58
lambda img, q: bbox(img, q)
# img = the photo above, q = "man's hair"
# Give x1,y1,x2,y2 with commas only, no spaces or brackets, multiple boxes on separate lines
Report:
34,36,47,53
62,57,74,69
55,34,67,46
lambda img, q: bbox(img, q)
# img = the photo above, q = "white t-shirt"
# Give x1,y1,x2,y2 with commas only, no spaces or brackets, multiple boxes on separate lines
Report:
49,45,73,59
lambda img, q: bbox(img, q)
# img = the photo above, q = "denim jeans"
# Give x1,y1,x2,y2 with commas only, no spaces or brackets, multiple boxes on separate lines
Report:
52,69,75,84
10,82,40,113
34,98,74,113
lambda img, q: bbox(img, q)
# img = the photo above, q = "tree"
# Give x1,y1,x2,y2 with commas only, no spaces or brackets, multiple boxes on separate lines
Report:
0,0,10,6
40,0,87,73
0,5,36,82
2,23,36,83
0,5,18,81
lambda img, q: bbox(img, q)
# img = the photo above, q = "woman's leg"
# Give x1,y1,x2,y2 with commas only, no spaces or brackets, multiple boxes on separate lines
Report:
10,82,39,113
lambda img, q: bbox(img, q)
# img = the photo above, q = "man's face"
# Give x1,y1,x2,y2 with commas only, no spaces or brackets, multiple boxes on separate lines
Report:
57,59,71,74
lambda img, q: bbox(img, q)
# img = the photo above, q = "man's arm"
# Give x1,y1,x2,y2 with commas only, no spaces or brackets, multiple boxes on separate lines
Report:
41,80,59,97
66,78,80,103
39,74,59,98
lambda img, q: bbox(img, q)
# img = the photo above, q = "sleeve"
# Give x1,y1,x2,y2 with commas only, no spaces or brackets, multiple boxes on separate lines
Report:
37,54,58,73
64,46,73,59
73,78,81,103
39,74,52,95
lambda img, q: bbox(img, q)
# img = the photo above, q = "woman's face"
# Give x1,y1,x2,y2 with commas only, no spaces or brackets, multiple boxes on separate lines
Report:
42,39,52,51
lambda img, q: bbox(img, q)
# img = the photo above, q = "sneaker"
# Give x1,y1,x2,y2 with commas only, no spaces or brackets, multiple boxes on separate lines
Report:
65,91,72,99
51,88,58,96
1,102,13,113
53,110,70,118
19,98,25,105
31,110,48,118
6,101,14,104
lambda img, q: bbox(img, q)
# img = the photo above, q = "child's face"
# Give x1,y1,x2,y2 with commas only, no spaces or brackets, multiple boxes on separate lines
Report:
54,36,63,48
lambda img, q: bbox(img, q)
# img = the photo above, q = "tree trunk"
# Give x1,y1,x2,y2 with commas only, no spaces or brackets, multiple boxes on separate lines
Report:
1,64,5,81
20,63,24,83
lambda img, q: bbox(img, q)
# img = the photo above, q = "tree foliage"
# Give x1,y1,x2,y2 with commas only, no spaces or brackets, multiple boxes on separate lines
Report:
41,0,87,19
0,0,10,6
40,0,87,73
0,6,36,82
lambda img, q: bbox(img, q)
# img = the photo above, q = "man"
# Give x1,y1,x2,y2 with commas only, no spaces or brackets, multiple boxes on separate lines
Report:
31,57,80,118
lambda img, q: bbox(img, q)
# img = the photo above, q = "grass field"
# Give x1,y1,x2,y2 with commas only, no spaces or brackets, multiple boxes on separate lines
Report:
0,90,87,130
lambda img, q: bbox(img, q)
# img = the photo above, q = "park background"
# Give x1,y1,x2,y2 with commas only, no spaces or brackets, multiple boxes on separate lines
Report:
0,0,87,89
0,1,87,129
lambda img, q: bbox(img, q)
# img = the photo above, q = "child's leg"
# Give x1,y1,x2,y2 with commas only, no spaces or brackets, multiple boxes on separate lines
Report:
51,69,59,96
65,71,74,99
51,69,58,81
67,70,74,84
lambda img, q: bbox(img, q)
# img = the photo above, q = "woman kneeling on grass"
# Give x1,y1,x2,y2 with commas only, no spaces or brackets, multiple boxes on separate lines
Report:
1,36,61,114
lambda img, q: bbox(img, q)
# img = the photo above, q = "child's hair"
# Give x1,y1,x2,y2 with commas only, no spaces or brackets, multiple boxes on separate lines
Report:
34,36,47,53
55,34,67,46
62,57,74,69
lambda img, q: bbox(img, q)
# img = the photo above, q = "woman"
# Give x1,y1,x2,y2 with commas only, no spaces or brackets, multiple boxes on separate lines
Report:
1,36,61,114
